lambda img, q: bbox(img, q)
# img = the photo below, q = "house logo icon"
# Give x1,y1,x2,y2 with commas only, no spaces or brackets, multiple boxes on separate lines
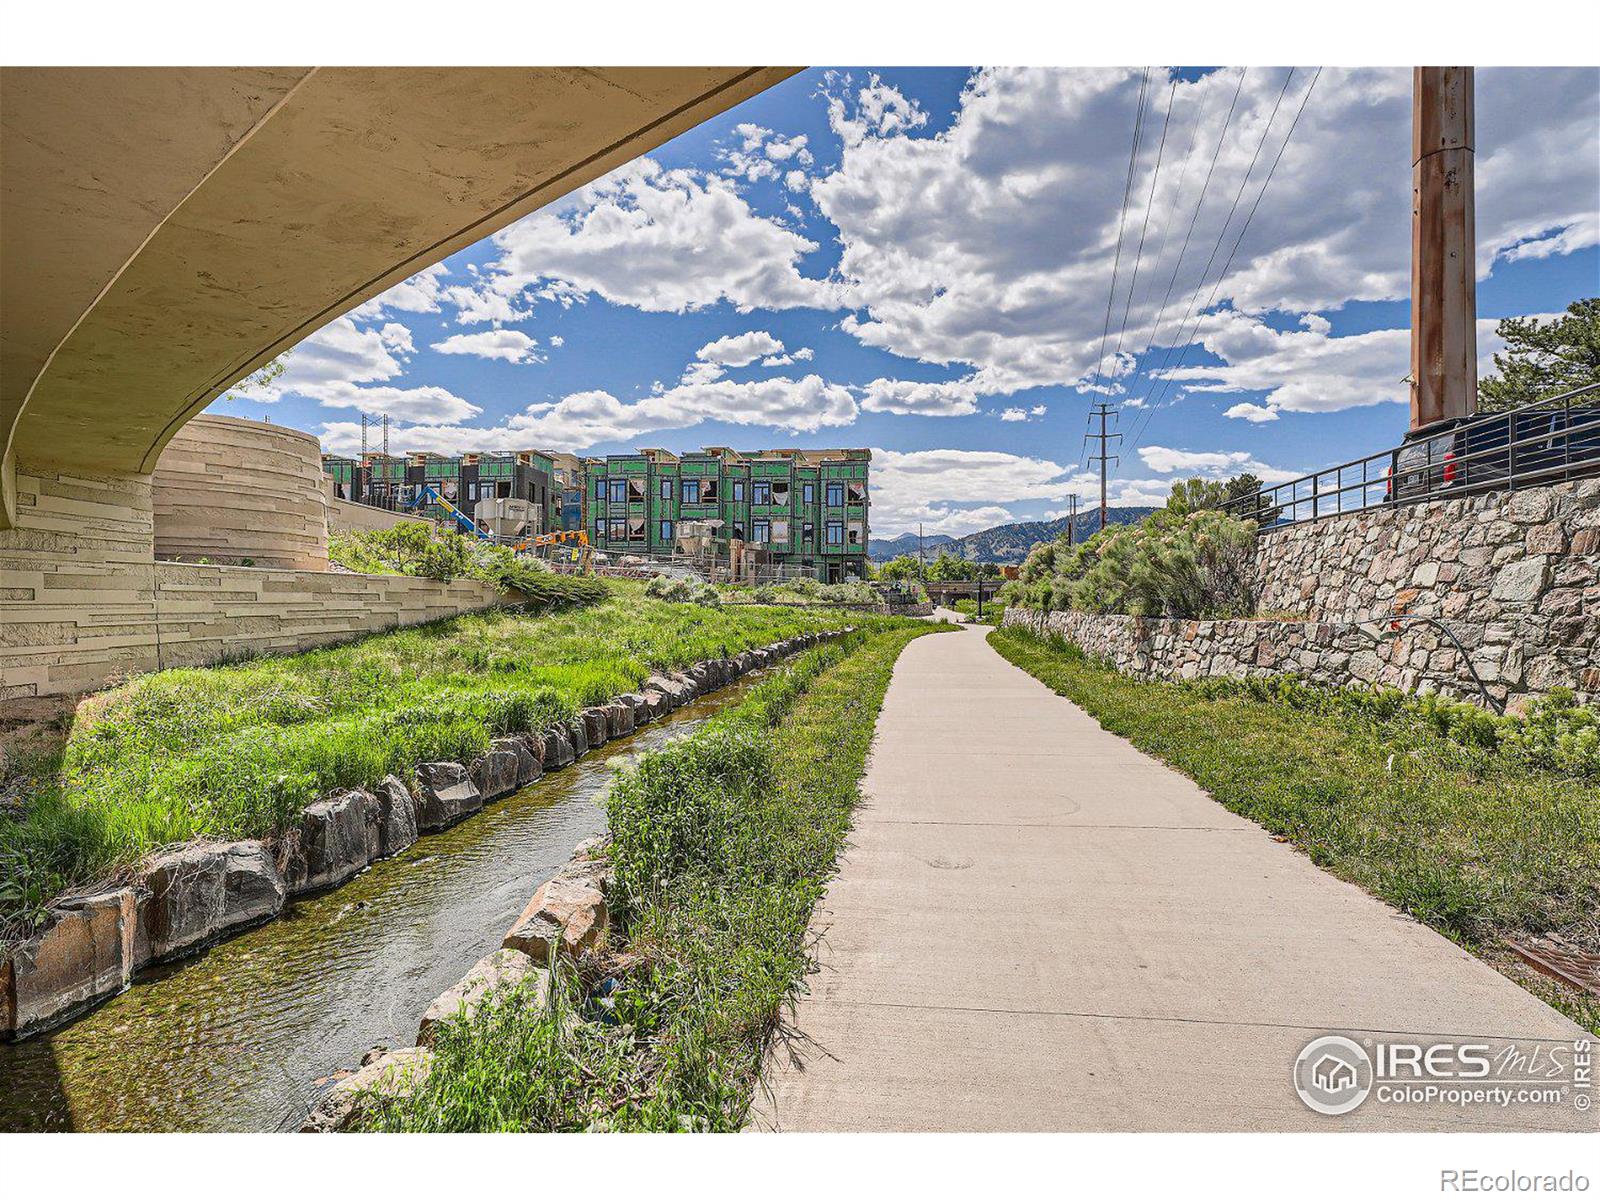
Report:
1294,1035,1374,1115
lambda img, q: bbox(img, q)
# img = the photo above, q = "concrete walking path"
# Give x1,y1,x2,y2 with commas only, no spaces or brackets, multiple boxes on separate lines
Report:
753,625,1594,1132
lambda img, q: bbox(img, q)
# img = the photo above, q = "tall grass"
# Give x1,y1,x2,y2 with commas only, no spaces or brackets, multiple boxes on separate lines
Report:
987,625,1600,1032
0,583,883,939
359,624,931,1131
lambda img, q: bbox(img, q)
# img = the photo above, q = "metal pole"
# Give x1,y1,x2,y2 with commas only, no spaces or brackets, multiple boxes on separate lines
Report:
1410,67,1477,433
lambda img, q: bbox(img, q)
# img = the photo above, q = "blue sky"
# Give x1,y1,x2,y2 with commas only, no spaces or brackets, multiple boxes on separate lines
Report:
217,66,1600,537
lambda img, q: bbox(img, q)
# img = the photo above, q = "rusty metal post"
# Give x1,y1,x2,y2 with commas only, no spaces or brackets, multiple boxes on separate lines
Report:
1410,67,1477,432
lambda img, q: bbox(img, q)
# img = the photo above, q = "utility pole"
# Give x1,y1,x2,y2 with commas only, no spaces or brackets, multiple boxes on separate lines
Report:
1084,402,1121,532
1410,66,1477,433
1064,494,1080,548
918,521,926,580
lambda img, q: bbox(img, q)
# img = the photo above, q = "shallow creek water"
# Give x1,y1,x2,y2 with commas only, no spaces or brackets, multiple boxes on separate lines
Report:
0,678,756,1132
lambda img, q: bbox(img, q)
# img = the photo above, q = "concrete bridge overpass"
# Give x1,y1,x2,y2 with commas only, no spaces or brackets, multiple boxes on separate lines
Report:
0,66,796,700
0,66,796,529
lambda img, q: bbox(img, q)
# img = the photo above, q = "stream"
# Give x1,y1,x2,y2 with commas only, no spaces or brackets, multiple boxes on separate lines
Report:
0,678,755,1132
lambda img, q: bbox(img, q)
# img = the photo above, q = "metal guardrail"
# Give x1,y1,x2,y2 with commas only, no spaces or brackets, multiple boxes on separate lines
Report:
1223,383,1600,529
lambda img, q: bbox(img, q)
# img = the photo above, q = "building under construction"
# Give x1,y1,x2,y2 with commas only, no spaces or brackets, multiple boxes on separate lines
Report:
322,450,559,536
584,447,870,582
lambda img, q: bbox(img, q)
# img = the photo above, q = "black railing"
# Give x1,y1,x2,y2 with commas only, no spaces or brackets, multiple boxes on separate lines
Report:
1223,383,1600,529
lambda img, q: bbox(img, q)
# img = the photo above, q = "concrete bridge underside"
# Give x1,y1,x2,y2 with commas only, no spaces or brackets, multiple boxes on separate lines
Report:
0,66,798,529
0,66,795,703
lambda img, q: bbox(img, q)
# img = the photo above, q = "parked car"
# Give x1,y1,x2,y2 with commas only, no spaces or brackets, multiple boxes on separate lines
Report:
1387,404,1600,502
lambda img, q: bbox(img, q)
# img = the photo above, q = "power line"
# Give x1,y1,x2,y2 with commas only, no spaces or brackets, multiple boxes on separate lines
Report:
1108,77,1178,384
1082,67,1151,463
1123,68,1244,405
1084,401,1122,531
1121,67,1304,460
1127,67,1323,463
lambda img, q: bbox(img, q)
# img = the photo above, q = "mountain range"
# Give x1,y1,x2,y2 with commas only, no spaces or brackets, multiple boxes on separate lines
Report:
869,507,1157,565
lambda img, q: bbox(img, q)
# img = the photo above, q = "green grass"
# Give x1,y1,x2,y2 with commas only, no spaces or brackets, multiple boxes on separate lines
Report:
988,625,1600,1033
0,583,891,941
951,597,1006,625
358,623,932,1131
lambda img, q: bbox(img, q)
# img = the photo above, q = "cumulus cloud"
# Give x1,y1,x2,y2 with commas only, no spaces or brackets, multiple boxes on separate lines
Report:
802,67,1597,396
1166,311,1516,419
348,263,449,321
312,383,482,423
1138,444,1298,482
1000,408,1028,421
858,378,979,417
430,329,543,363
695,330,786,367
505,375,859,450
475,159,838,315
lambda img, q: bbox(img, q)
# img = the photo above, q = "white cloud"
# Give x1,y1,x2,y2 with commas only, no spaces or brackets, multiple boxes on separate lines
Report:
348,263,449,321
505,374,859,450
1000,408,1028,421
1138,444,1298,482
548,335,565,347
430,329,543,363
858,378,979,417
1162,311,1516,418
479,159,837,315
695,330,786,367
801,67,1597,397
1030,404,1047,416
312,383,481,423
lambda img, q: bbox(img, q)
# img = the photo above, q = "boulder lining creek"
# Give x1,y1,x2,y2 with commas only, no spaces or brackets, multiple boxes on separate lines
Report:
0,633,835,1131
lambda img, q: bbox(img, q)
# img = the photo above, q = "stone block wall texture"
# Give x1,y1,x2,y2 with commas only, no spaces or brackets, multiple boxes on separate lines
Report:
326,491,427,535
1004,480,1600,707
2,463,509,704
151,414,329,570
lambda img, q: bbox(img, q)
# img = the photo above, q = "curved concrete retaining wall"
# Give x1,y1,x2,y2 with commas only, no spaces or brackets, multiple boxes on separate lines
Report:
1,464,513,703
152,414,329,570
2,631,846,1042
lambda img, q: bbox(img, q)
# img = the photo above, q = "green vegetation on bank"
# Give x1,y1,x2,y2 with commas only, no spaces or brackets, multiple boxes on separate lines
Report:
328,523,606,605
359,623,934,1131
1003,476,1263,619
0,584,882,941
988,626,1600,1031
951,597,1006,625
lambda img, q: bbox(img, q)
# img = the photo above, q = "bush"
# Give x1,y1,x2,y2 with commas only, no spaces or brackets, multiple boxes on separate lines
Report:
328,525,607,607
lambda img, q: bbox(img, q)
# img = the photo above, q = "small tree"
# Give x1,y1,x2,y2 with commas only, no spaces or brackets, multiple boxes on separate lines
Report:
1478,298,1600,412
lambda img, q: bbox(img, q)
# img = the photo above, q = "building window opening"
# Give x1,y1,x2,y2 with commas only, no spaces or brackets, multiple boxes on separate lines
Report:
752,519,770,544
848,482,867,504
802,481,816,504
772,480,790,504
732,479,745,502
826,482,844,507
826,520,844,545
847,521,863,546
702,478,719,502
628,478,646,503
660,478,673,500
609,479,627,504
753,481,772,505
659,519,673,542
628,517,646,541
682,478,701,503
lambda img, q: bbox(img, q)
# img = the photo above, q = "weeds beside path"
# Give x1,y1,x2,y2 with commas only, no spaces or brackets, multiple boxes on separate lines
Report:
360,623,935,1131
988,626,1600,1034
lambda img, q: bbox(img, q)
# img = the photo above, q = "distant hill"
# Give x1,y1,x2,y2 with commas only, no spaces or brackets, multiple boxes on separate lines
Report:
870,507,1157,565
867,530,955,560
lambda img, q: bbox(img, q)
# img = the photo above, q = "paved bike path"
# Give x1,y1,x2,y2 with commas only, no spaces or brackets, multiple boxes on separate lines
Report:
753,625,1593,1132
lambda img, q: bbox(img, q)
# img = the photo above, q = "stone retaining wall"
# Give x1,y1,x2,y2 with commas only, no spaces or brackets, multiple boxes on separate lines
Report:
1002,480,1600,707
2,630,845,1041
